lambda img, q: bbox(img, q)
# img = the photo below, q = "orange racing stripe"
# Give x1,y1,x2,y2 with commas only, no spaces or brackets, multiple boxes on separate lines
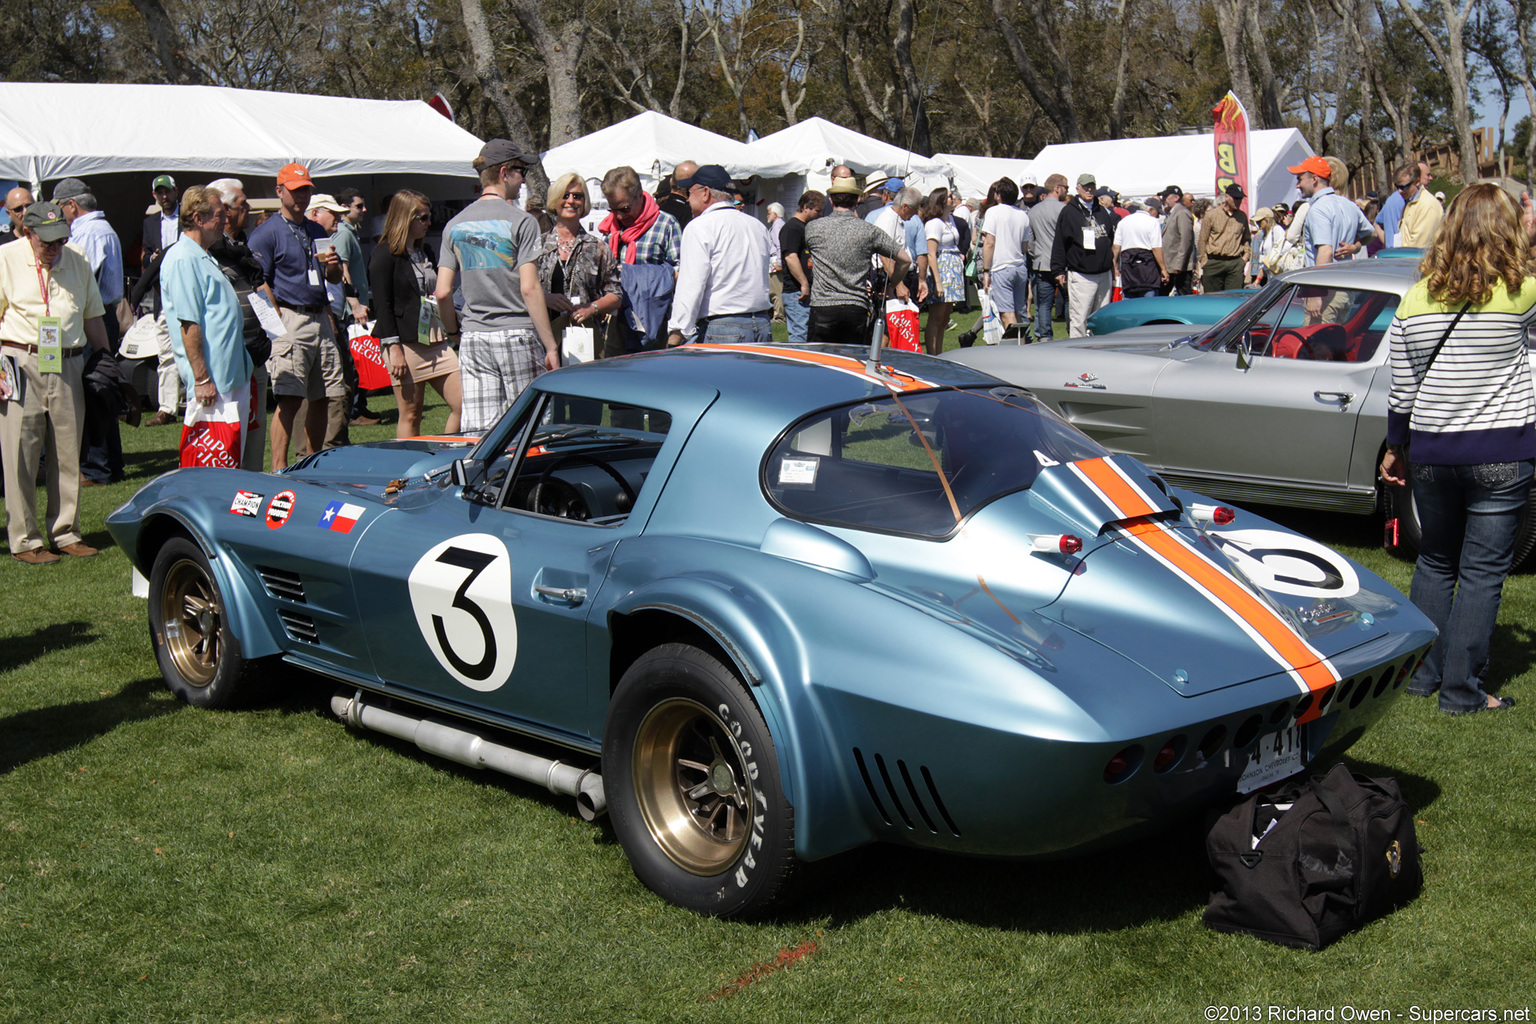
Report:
1121,517,1338,696
1072,456,1162,518
687,344,939,392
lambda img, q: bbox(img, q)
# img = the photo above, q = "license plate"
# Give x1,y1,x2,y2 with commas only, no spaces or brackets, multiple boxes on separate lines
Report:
1238,723,1305,794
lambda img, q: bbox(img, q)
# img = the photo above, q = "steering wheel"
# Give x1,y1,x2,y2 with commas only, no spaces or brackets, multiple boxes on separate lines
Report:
530,452,637,520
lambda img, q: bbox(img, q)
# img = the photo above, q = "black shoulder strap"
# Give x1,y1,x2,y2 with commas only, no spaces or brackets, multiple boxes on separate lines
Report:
1423,301,1473,377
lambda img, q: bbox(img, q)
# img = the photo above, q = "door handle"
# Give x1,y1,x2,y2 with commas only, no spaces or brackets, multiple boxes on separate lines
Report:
533,583,587,604
1314,391,1354,404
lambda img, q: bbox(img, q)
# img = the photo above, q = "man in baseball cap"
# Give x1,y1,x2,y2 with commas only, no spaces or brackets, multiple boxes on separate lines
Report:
1,201,115,564
1198,182,1252,292
666,165,774,347
1288,154,1372,266
248,159,346,468
1160,186,1196,293
433,139,559,432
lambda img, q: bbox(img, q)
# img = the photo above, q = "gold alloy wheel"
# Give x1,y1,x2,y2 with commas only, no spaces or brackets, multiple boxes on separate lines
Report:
632,698,751,875
159,557,221,688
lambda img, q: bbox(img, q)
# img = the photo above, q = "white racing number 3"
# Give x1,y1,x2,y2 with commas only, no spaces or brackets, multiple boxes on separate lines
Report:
408,534,518,691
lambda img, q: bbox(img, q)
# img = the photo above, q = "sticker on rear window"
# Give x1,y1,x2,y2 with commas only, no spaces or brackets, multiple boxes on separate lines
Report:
778,457,819,487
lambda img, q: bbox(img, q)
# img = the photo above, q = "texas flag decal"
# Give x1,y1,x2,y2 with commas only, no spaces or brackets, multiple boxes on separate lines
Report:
318,500,365,533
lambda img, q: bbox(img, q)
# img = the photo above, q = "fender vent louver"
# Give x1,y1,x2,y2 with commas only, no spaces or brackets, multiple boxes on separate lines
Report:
277,610,319,644
257,566,306,602
852,747,961,837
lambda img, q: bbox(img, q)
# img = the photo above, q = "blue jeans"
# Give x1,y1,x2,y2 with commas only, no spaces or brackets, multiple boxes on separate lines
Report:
699,312,773,346
1031,271,1056,340
1407,459,1534,713
783,294,811,344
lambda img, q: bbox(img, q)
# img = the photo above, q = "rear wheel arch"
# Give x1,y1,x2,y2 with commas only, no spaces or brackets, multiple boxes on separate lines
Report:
604,603,813,826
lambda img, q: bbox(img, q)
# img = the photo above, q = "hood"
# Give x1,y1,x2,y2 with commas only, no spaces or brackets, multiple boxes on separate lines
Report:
281,436,477,493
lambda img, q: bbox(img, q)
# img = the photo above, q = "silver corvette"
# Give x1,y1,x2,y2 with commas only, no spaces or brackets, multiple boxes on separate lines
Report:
945,260,1536,564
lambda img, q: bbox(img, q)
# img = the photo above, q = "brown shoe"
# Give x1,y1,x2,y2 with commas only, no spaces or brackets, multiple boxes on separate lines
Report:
81,478,106,487
57,541,99,558
144,410,179,427
12,548,61,566
349,415,382,427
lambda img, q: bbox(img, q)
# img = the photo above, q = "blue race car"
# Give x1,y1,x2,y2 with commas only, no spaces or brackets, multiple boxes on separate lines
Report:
108,345,1434,916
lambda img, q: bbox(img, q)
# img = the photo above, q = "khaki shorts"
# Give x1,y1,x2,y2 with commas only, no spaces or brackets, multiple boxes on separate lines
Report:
267,306,339,401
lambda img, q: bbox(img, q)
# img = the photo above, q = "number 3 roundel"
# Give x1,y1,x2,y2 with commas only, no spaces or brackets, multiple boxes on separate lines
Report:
408,534,518,691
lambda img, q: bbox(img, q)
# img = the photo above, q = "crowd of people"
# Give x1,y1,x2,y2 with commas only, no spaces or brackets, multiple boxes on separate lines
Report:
0,137,1495,605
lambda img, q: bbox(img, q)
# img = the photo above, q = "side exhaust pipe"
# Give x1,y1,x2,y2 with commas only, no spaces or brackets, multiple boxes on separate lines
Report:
331,691,606,820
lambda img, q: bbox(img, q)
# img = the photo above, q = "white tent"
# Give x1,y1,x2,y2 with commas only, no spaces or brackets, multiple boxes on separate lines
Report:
937,153,1037,201
540,110,802,194
0,82,487,185
1030,128,1315,212
744,116,956,214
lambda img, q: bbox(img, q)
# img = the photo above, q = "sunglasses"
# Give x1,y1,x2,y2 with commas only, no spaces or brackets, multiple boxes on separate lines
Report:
6,206,25,215
414,213,431,223
609,201,633,213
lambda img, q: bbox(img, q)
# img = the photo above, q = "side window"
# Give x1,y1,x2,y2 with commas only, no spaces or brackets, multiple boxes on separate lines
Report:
1251,287,1398,364
484,394,670,525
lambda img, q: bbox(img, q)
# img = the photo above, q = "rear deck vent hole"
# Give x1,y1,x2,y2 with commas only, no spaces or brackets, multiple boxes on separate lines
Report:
1233,714,1263,749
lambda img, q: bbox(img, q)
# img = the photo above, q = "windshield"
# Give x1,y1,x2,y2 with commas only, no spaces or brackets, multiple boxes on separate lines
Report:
764,386,1109,538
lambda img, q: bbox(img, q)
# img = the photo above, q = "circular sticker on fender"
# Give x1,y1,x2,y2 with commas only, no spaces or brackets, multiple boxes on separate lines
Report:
1212,528,1360,599
265,490,297,529
407,533,517,691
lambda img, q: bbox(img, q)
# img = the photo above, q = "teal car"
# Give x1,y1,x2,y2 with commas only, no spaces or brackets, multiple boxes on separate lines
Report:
107,344,1434,917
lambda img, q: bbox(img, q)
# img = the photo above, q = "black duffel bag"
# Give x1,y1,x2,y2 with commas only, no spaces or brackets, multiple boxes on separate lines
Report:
1203,763,1422,950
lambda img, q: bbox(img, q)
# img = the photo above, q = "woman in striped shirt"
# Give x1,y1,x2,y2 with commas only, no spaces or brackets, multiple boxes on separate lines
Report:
1379,183,1536,715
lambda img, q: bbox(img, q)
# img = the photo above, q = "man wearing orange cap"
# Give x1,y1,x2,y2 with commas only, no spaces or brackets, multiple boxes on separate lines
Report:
248,162,345,469
1286,155,1372,268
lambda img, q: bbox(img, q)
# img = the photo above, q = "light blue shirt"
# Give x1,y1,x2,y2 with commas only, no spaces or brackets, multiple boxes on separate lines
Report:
160,236,252,395
68,210,125,306
1303,187,1373,266
1374,190,1405,247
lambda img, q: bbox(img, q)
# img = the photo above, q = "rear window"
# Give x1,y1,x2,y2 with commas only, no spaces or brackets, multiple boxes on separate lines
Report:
764,386,1108,538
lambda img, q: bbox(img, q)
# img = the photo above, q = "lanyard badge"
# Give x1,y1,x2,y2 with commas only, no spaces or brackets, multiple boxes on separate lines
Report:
33,261,63,373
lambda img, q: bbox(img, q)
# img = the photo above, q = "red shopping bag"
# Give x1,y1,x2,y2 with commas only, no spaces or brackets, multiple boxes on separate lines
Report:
349,323,391,391
884,299,921,352
178,383,253,469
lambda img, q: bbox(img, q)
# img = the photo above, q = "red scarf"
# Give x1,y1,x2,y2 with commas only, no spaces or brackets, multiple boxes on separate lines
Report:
600,189,662,265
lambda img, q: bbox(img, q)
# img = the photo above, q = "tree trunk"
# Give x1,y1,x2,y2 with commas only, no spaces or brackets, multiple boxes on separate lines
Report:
892,0,932,154
507,0,588,147
990,0,1080,143
1244,0,1285,127
1108,0,1132,138
1213,0,1256,115
458,0,548,196
1395,0,1479,180
130,0,209,85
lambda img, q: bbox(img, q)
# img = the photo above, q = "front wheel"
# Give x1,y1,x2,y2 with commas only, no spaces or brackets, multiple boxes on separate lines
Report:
148,537,251,708
602,644,797,917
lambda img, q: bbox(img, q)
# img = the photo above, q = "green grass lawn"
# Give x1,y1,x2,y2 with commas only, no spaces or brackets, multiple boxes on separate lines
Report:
3,332,1534,1023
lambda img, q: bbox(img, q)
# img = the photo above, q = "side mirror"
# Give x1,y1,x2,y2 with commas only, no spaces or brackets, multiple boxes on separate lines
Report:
450,459,470,487
1236,330,1253,371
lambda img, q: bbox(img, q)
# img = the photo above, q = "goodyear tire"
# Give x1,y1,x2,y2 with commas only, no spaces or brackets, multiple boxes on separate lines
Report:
603,643,797,917
148,538,250,708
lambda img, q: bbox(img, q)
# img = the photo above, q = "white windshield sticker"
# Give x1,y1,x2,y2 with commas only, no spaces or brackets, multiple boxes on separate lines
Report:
779,457,819,486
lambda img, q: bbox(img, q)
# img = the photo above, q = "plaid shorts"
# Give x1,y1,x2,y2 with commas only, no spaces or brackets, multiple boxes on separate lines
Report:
459,328,546,433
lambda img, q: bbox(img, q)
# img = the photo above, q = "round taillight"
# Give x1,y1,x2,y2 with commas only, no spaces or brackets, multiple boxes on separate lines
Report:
1213,506,1236,526
1103,745,1142,784
1059,534,1083,555
1154,736,1185,773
